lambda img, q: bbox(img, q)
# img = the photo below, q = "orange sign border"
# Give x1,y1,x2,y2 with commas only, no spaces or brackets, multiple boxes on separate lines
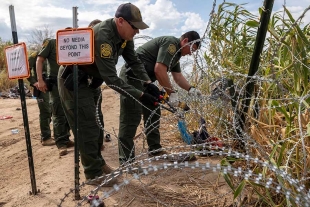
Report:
5,42,30,80
56,28,94,65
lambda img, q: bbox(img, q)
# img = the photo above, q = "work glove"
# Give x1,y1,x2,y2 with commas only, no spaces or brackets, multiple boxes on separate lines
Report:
139,93,158,106
188,86,202,97
168,92,179,107
144,82,161,100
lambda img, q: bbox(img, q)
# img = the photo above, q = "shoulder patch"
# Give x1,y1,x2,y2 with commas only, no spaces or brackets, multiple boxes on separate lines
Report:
42,39,49,47
101,43,112,58
30,52,38,58
168,44,176,55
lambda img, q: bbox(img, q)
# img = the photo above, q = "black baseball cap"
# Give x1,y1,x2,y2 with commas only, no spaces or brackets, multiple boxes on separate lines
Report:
115,3,149,30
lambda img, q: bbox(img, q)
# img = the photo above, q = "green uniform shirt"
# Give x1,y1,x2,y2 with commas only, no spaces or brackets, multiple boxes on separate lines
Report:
92,18,150,99
27,51,49,85
38,39,59,77
136,36,182,82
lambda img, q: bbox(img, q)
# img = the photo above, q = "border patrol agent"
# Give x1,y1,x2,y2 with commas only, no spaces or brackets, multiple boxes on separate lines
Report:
58,20,108,182
118,31,202,164
58,3,157,184
27,51,54,146
36,38,73,156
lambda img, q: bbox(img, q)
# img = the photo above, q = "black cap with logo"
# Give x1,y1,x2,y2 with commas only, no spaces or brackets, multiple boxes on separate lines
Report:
115,3,149,30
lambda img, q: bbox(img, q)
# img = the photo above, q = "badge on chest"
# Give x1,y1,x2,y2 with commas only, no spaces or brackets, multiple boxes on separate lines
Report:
101,43,112,58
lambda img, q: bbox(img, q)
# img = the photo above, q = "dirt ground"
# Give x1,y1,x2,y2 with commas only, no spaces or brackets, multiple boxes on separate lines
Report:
0,88,231,207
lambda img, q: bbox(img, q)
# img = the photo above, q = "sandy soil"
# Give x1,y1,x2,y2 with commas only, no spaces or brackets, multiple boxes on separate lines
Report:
0,88,231,207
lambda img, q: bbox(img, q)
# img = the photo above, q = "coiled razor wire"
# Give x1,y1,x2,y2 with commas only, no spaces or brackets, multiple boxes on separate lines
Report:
58,148,310,206
57,1,310,206
57,146,310,206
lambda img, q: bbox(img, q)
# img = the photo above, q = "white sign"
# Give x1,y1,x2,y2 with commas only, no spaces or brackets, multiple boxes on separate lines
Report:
56,28,94,65
5,42,29,79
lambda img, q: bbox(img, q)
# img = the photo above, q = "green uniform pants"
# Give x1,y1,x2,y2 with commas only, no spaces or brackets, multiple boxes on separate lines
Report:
118,67,161,164
57,66,105,179
49,80,71,148
36,91,52,141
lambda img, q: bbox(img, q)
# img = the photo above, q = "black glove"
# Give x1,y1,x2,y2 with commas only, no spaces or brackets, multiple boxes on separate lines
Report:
139,93,158,106
144,83,161,100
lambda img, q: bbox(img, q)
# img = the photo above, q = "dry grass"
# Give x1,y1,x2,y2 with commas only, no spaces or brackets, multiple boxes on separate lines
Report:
0,70,18,92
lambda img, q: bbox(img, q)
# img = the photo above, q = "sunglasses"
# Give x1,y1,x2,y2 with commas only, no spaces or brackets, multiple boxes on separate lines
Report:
124,19,138,30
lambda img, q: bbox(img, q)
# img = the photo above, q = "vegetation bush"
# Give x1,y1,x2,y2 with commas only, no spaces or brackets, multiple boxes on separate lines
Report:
186,2,310,206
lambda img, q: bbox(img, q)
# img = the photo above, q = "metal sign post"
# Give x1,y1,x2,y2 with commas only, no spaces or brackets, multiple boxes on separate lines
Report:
8,5,38,195
72,6,80,200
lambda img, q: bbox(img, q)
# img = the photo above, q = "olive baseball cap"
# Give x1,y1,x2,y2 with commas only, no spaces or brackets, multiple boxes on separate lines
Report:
115,3,149,30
